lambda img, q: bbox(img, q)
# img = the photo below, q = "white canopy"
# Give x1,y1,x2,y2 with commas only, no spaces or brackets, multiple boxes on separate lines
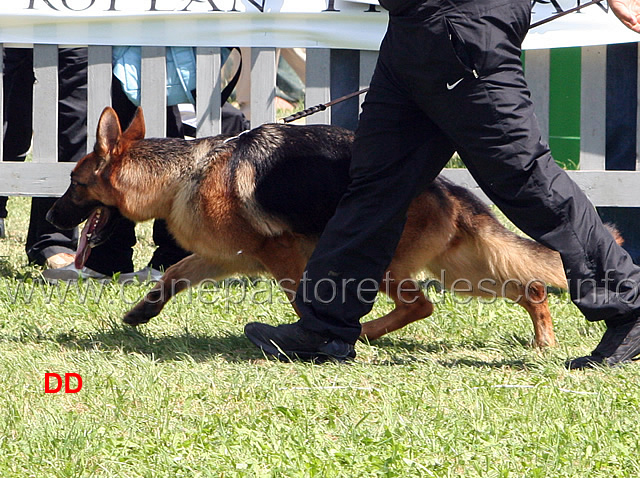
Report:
0,0,637,50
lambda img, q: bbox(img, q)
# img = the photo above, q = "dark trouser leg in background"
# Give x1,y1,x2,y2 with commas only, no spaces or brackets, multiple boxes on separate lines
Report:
1,49,35,239
148,219,190,271
26,49,86,264
147,106,191,270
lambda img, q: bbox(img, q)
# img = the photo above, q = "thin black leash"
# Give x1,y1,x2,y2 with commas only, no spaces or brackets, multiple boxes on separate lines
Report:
281,0,606,123
281,87,370,123
530,0,606,29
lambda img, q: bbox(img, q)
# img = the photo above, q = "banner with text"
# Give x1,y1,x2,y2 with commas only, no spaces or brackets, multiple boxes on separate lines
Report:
0,0,637,50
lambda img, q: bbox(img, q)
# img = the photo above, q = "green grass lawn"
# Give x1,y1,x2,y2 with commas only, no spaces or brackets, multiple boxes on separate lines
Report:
1,196,639,477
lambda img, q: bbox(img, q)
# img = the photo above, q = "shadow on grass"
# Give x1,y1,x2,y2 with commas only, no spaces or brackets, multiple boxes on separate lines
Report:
435,357,530,369
59,329,535,368
366,336,535,369
52,325,261,363
2,323,535,368
369,356,531,369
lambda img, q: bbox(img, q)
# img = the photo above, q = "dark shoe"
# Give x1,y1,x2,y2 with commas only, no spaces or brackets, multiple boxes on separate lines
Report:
566,317,640,369
244,321,356,362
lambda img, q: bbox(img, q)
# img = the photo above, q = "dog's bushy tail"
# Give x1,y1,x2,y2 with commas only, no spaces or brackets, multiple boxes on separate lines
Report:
427,180,627,295
475,224,568,290
473,221,624,292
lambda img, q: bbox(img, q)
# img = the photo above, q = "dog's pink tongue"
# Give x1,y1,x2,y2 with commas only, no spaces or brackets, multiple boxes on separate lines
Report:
75,211,96,269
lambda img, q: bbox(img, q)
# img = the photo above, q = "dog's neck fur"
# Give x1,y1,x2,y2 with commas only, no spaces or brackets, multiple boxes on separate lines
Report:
111,137,223,223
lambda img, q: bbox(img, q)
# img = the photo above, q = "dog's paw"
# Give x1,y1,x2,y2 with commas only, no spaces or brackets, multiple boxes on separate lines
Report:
122,288,166,326
122,309,152,326
122,302,159,326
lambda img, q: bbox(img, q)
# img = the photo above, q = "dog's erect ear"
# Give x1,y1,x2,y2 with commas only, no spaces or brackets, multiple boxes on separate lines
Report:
96,106,122,157
122,107,146,142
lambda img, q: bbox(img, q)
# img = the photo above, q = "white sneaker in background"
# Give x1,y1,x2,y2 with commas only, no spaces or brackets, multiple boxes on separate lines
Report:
42,263,109,283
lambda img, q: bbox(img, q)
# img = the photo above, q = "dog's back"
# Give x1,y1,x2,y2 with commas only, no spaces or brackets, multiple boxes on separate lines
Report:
228,123,354,236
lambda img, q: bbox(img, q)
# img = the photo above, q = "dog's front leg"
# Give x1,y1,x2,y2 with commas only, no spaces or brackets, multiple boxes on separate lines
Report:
122,254,235,326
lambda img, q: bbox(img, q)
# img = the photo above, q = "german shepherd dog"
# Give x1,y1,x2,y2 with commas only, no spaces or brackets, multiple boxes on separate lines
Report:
48,106,586,347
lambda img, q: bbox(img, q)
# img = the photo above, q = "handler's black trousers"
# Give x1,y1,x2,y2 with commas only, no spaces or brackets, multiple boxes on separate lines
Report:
1,48,84,263
296,0,640,343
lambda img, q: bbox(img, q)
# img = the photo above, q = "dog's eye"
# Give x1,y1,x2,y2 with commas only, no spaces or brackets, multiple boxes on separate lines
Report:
71,179,88,188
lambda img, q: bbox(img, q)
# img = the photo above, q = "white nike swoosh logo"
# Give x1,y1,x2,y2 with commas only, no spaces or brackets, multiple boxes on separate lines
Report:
446,78,464,90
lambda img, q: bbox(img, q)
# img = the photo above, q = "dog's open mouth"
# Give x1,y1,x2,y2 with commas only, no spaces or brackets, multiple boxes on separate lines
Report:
75,206,112,269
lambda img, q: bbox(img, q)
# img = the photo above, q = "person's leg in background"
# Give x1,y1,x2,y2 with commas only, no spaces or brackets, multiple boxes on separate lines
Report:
1,48,36,240
27,48,92,269
0,47,79,268
41,50,137,280
145,103,249,276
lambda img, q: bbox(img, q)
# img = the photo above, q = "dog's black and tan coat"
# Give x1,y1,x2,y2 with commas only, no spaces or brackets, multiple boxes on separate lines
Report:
49,106,604,347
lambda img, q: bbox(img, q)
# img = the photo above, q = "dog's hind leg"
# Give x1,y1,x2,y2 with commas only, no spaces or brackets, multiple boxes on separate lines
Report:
122,254,240,326
360,273,434,341
513,282,557,348
252,235,311,304
479,276,557,348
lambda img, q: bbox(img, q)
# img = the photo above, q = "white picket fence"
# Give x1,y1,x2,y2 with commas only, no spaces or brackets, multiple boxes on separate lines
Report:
1,43,639,208
445,46,640,207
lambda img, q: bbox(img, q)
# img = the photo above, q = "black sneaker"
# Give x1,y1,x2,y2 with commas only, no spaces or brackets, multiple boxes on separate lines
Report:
566,317,640,369
244,321,356,362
